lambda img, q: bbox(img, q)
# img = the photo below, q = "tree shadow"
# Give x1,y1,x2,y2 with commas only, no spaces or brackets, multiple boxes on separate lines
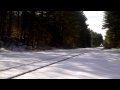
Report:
45,51,120,79
25,49,120,79
1,48,120,79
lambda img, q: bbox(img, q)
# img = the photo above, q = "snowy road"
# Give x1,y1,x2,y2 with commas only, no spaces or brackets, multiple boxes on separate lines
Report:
0,48,120,79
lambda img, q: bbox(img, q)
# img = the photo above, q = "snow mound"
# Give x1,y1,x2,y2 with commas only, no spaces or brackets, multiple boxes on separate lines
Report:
0,39,32,52
103,48,120,53
0,48,12,53
7,45,32,52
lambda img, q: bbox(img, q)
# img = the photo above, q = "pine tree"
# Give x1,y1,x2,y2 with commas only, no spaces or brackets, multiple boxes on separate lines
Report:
103,11,120,48
90,30,103,47
0,11,92,50
7,11,13,37
0,11,8,41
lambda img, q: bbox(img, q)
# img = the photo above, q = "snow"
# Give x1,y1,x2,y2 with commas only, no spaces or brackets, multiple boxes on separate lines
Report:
0,47,120,79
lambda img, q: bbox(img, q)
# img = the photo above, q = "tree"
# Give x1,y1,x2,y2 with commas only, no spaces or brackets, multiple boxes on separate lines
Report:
7,11,13,37
103,11,120,48
0,11,8,41
90,30,103,47
0,11,92,50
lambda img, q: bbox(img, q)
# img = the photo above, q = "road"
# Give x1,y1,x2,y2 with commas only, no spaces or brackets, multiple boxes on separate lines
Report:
0,47,120,79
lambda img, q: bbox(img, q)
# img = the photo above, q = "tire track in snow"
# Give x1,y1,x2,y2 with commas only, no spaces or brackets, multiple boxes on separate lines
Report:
0,50,86,72
0,54,68,72
6,52,86,79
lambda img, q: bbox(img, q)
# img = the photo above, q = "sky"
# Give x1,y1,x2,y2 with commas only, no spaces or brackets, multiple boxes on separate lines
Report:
83,11,106,39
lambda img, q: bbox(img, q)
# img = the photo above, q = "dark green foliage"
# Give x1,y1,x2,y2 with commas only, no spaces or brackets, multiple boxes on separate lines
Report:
0,11,8,41
0,11,91,50
103,11,120,48
90,30,103,47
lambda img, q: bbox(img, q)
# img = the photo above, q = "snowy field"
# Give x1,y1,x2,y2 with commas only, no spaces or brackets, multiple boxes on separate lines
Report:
0,47,120,79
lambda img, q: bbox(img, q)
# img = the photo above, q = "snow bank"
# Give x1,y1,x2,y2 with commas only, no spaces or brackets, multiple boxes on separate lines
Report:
0,38,33,52
103,48,120,54
0,48,12,53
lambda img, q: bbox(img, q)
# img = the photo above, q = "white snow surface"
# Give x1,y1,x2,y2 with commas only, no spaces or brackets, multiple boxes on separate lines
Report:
0,47,120,79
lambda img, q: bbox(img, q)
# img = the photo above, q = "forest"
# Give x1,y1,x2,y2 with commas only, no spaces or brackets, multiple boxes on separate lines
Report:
103,11,120,48
0,11,103,51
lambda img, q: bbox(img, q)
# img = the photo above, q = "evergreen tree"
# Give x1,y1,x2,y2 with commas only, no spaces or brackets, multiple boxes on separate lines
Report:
90,30,103,47
103,11,120,48
0,11,92,50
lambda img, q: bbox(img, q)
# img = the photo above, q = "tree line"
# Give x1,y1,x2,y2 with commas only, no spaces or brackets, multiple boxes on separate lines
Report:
103,11,120,48
0,11,103,50
90,30,103,47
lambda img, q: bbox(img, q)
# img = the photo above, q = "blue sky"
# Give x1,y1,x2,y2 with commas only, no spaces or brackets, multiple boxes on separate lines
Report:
83,11,106,39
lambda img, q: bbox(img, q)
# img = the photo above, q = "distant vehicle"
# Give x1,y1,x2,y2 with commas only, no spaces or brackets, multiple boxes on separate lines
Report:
100,44,103,47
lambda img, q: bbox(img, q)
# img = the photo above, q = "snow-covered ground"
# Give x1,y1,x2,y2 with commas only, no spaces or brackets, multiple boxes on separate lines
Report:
0,47,120,79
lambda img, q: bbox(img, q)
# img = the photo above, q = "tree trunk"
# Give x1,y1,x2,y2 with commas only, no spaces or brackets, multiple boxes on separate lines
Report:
17,11,20,31
7,11,12,37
